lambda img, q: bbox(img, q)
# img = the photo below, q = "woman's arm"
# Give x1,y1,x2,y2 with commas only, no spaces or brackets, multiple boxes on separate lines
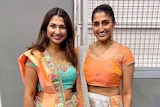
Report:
122,64,135,107
24,65,38,107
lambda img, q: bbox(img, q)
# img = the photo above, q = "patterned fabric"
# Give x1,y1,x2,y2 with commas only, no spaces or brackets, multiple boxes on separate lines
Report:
26,58,78,90
34,95,78,107
88,92,123,107
18,50,85,107
34,96,42,107
84,45,135,87
66,95,79,107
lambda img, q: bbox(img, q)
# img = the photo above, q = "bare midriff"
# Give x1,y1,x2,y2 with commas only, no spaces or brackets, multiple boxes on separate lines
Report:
88,85,120,96
37,88,73,100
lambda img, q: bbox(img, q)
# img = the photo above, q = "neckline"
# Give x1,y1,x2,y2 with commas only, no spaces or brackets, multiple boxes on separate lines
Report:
44,50,69,65
87,45,123,62
44,50,72,69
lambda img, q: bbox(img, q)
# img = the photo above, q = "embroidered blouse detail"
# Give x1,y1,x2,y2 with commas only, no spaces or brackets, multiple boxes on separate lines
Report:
25,51,77,91
84,46,135,87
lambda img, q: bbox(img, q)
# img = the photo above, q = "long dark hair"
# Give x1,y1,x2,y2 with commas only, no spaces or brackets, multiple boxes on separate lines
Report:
27,7,77,67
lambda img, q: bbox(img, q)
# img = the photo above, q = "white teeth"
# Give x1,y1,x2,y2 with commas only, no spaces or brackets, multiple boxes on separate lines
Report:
53,35,62,39
98,32,106,36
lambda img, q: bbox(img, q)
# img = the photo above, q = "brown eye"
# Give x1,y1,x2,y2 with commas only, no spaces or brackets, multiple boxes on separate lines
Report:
102,20,109,26
50,24,56,29
93,22,99,27
59,25,66,30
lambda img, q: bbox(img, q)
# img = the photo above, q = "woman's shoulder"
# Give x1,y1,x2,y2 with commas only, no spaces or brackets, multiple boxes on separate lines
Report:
22,49,43,58
112,41,130,50
115,43,133,57
119,44,132,52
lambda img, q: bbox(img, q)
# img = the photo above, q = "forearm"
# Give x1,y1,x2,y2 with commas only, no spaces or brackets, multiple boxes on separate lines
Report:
23,95,35,107
122,94,132,107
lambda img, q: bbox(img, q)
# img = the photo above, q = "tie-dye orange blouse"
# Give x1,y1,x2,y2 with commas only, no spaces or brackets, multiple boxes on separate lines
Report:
84,45,134,87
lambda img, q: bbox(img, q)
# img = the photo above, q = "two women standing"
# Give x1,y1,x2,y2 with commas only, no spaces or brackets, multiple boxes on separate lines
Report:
18,4,134,107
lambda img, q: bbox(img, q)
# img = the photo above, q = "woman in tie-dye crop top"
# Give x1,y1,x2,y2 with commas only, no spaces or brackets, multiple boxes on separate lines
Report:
80,4,135,107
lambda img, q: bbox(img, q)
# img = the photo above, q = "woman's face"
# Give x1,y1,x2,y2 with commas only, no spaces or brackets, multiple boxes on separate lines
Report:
92,12,115,42
47,15,67,45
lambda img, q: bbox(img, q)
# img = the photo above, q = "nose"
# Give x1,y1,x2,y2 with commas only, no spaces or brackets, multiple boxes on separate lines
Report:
55,27,60,34
98,24,104,32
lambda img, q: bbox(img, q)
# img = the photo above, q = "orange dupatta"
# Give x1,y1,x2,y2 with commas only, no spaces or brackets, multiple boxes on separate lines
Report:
18,50,85,107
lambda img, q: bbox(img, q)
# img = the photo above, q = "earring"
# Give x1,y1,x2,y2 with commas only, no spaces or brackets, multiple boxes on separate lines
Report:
110,35,113,44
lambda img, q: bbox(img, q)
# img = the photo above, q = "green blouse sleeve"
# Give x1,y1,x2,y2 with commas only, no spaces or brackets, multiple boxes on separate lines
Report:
25,58,36,68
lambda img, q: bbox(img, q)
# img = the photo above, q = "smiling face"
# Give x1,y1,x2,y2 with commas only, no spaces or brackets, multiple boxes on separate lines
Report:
92,11,115,42
47,15,67,45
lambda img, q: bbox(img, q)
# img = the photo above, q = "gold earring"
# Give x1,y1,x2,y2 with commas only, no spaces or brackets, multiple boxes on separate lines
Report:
110,35,113,44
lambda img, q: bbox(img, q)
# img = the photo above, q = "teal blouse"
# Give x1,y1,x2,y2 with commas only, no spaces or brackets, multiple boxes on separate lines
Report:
26,60,77,91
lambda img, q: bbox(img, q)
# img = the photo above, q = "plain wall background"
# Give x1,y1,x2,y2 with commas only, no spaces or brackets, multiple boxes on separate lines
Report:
132,79,160,107
0,0,73,107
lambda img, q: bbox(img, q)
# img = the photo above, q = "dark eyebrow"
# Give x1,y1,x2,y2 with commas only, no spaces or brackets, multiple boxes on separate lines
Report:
49,23,56,25
93,21,99,23
60,24,66,27
102,20,109,22
49,23,66,26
